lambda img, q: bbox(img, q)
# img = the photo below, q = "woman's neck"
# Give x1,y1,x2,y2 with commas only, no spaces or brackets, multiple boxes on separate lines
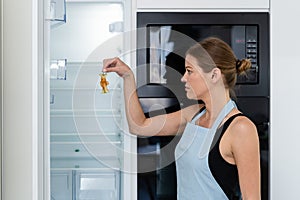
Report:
200,92,230,127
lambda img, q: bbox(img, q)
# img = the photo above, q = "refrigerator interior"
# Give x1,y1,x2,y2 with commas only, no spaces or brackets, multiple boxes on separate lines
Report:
49,1,126,199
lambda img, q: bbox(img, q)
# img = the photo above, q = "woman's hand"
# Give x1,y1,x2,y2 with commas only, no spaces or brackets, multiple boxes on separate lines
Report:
102,57,132,78
102,58,190,137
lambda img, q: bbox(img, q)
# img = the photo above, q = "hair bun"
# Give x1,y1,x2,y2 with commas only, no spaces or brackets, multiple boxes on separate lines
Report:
236,59,252,75
236,59,242,68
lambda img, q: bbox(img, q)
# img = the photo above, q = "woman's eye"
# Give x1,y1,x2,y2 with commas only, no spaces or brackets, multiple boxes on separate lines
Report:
186,69,192,74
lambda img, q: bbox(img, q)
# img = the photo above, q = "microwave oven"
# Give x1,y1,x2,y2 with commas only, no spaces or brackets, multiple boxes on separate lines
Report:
137,12,269,98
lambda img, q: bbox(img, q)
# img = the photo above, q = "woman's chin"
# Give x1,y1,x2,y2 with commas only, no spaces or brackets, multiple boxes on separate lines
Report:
186,92,197,100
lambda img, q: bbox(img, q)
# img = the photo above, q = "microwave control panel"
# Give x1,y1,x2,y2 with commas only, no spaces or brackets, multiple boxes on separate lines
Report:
236,26,258,84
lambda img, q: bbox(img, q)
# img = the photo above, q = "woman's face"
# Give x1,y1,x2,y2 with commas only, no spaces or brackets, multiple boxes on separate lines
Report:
181,54,211,100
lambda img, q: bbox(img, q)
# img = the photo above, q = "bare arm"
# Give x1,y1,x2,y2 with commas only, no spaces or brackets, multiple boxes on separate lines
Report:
103,57,194,136
231,117,261,200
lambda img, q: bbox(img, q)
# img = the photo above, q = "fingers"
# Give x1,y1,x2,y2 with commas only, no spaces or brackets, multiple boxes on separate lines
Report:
102,57,119,72
102,57,133,78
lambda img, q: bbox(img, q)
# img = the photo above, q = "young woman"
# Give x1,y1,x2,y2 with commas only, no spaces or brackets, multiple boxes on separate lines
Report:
103,37,261,200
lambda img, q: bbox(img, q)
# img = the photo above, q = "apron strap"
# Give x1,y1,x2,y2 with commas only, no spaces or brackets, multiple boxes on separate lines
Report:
191,106,206,123
198,99,236,158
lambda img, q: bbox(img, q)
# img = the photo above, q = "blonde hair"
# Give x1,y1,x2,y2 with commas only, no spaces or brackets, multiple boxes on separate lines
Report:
186,37,251,96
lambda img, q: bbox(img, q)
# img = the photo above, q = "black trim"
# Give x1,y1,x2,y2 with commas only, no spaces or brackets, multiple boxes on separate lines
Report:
208,113,245,200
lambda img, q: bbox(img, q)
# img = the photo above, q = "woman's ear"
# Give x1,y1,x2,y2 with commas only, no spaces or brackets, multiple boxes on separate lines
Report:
211,68,221,83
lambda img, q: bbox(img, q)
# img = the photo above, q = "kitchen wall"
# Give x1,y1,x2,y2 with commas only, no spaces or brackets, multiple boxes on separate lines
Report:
2,0,40,199
0,0,2,198
270,1,300,199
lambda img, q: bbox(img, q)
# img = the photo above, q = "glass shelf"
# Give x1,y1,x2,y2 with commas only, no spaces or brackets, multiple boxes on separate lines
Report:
50,59,67,80
50,0,66,28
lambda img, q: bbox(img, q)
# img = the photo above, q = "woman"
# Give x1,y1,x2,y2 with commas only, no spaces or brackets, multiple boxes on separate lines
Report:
103,37,260,200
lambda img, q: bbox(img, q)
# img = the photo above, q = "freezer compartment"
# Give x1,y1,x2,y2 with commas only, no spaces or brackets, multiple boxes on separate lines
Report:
51,170,120,200
51,170,72,200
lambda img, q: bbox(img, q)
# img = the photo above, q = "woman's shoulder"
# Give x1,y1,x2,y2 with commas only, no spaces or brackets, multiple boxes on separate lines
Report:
229,113,256,130
227,113,258,144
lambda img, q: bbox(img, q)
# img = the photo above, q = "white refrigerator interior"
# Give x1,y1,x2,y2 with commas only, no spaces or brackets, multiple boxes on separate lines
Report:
48,1,127,199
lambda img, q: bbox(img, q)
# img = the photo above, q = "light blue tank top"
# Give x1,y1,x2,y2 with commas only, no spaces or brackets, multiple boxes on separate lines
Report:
175,100,236,200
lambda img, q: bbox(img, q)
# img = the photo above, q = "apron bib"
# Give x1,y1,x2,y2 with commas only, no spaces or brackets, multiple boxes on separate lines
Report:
175,100,236,200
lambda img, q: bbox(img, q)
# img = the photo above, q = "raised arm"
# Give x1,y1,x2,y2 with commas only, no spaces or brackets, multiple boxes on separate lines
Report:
102,57,193,136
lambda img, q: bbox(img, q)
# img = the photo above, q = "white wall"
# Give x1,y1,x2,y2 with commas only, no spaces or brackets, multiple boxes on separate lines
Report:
2,0,39,199
270,0,300,199
0,0,2,198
